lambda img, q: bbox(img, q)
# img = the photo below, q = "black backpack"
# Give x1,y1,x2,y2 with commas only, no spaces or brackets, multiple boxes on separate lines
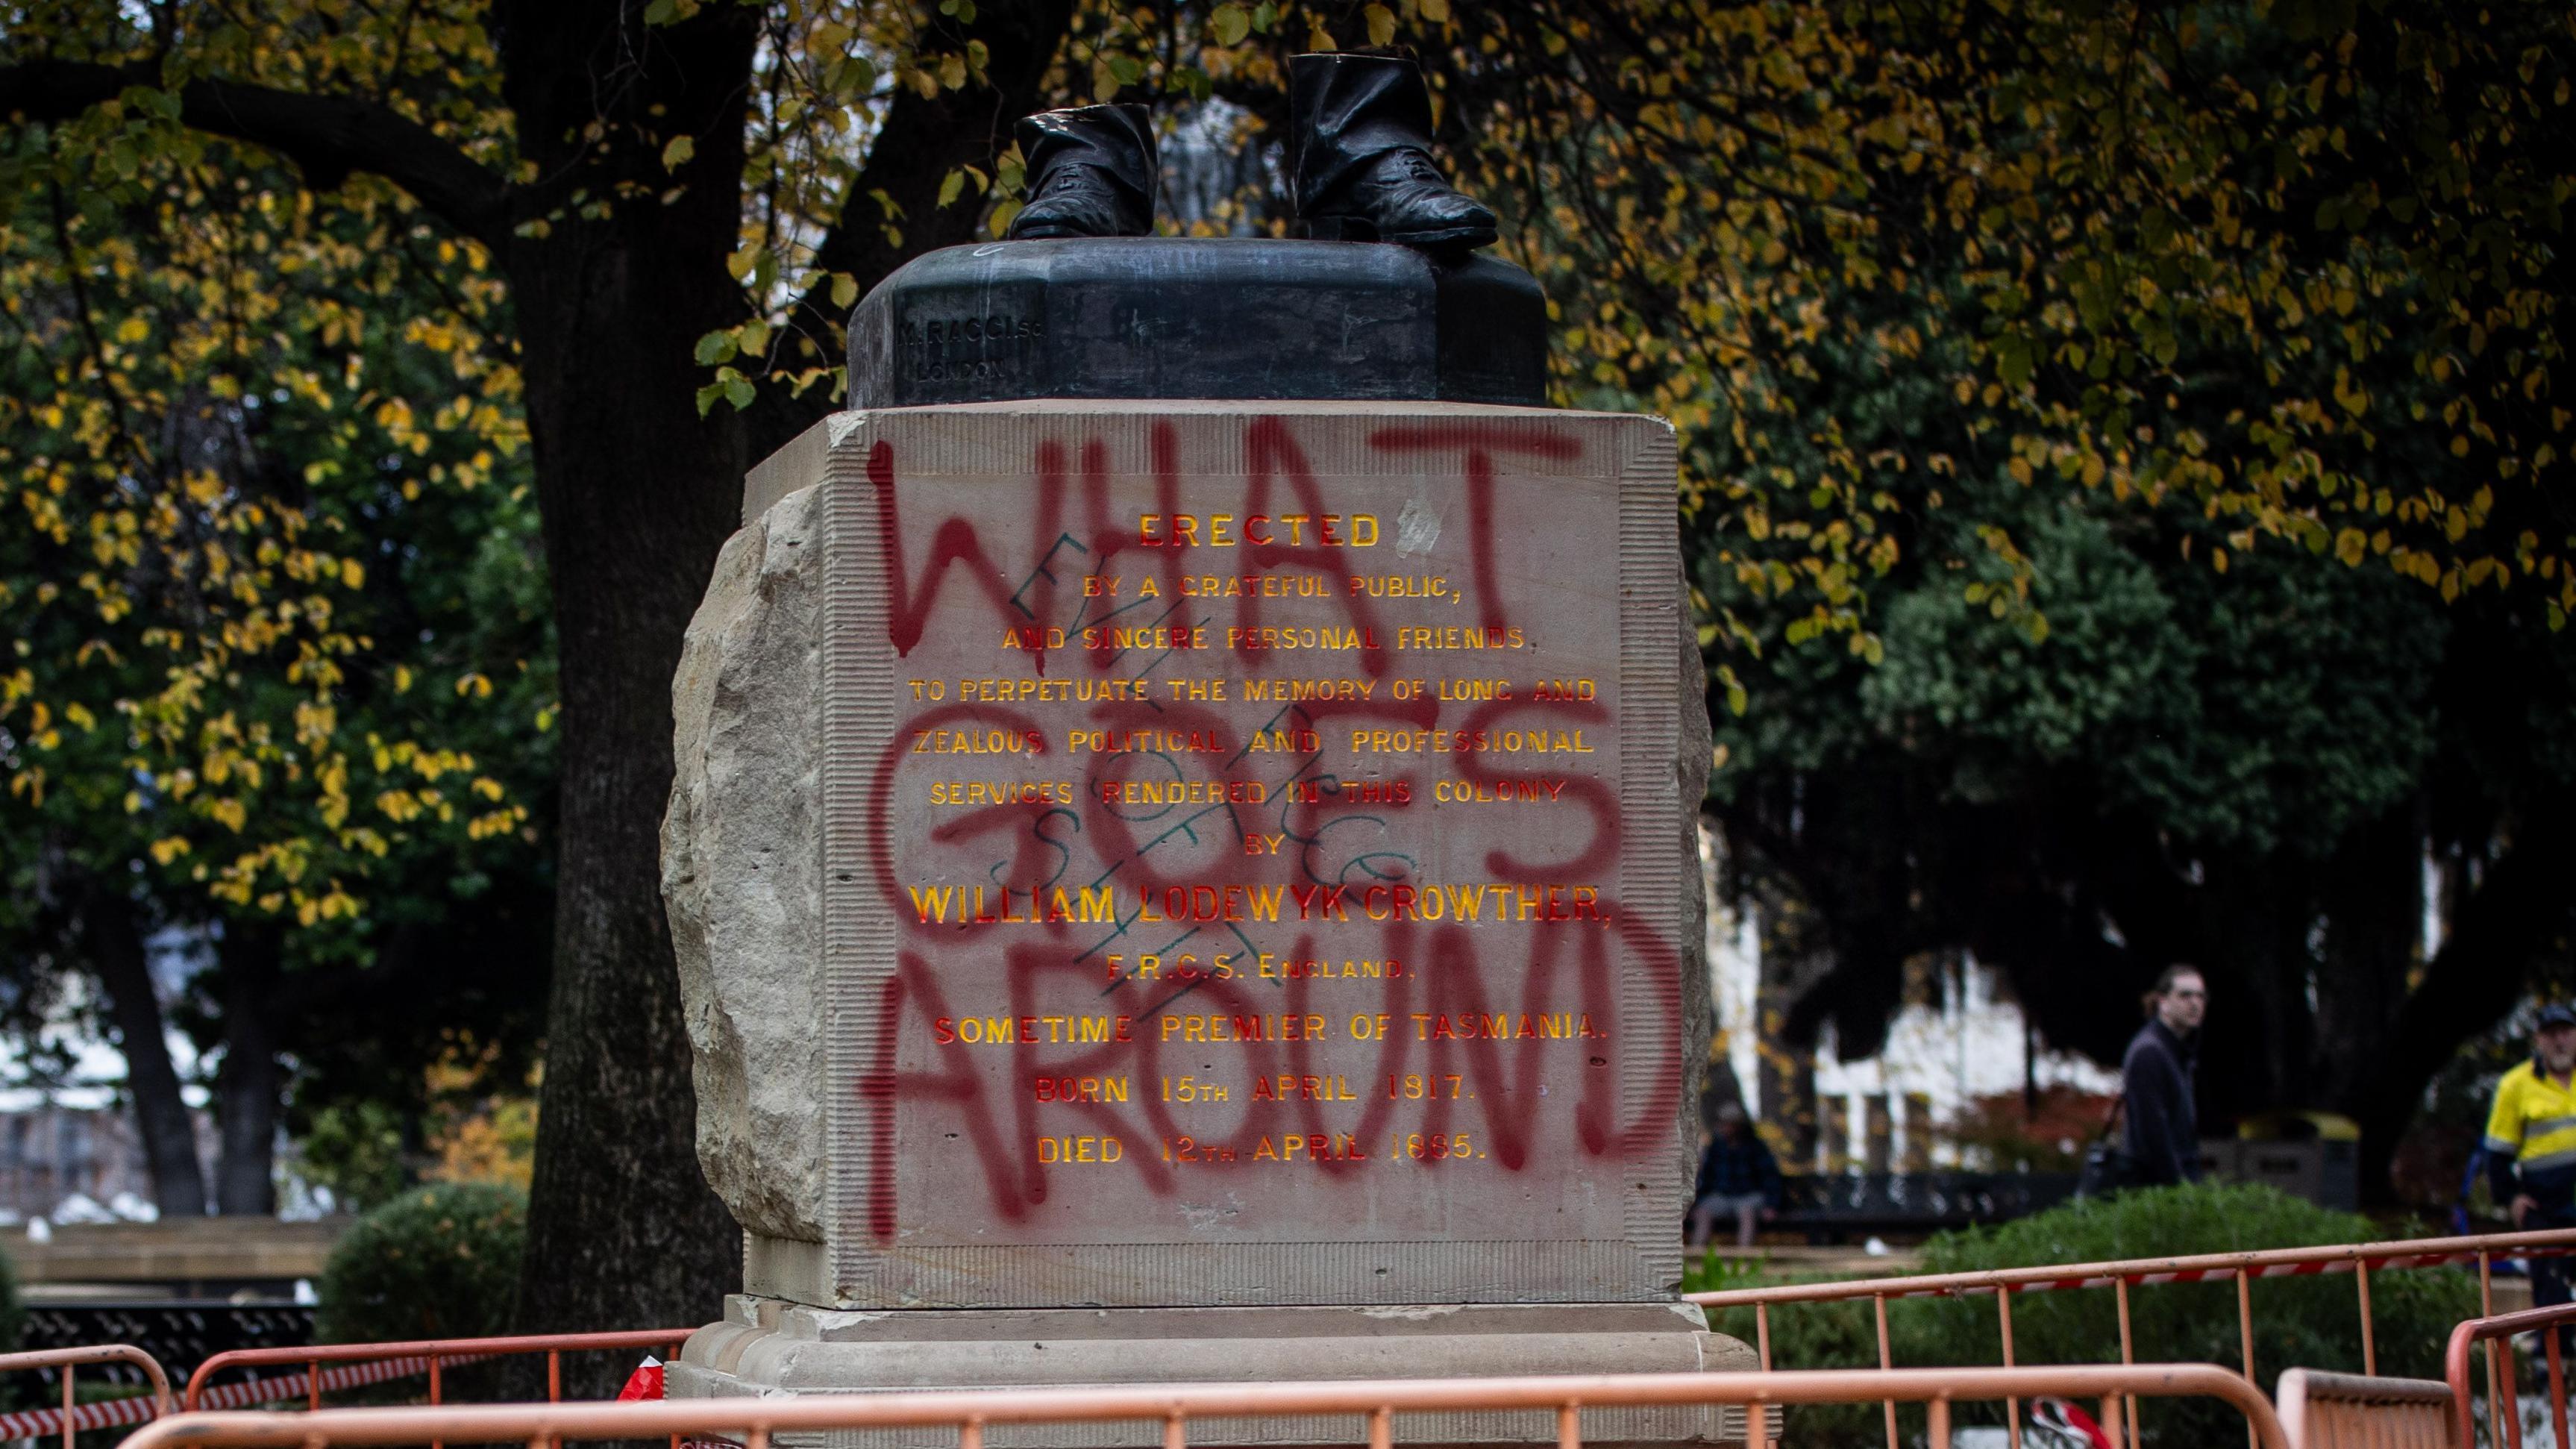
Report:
2076,1096,2136,1200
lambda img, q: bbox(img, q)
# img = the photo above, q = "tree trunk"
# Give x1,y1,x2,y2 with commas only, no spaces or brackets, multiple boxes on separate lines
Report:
2181,854,2314,1128
215,919,283,1215
2312,806,2426,1112
501,313,749,1348
485,0,1076,1365
490,4,765,1363
81,892,209,1218
2342,802,2576,1200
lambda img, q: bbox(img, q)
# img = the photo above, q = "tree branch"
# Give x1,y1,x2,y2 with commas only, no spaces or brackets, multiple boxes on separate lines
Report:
0,57,512,250
813,0,1074,286
745,0,1073,454
2352,799,2576,1148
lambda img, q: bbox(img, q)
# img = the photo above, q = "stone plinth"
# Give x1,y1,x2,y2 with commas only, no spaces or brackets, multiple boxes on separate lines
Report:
662,399,1723,1442
674,1300,1757,1449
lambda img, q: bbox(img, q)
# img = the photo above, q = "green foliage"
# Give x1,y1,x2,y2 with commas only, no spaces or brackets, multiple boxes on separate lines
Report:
1849,483,2451,860
1692,272,2570,1110
1911,1183,2474,1436
1701,1274,1888,1447
0,90,556,1193
1703,1183,2481,1447
297,1099,413,1212
1679,1253,1773,1295
0,1241,20,1353
316,1182,526,1345
0,128,544,930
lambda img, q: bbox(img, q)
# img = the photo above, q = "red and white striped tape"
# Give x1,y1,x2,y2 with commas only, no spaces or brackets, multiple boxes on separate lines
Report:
0,1389,163,1441
0,1353,498,1441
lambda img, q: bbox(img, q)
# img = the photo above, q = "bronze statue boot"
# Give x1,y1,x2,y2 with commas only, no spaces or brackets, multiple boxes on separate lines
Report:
1290,53,1496,250
1006,104,1158,240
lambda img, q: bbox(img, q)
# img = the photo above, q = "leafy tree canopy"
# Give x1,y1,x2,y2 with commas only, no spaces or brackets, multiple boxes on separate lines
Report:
3,0,2566,1306
1,109,539,932
0,87,552,1209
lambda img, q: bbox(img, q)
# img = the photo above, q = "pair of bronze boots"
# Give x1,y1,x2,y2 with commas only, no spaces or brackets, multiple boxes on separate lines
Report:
1007,54,1495,251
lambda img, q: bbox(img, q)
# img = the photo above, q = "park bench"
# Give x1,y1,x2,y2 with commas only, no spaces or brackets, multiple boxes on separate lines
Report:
1775,1170,2081,1243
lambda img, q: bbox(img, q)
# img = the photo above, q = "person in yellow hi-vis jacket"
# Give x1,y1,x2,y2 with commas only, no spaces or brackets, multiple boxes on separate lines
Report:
2486,1003,2576,1321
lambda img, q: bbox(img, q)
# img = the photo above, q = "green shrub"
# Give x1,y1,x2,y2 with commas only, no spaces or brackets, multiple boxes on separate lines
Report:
1702,1182,2481,1447
0,1240,21,1353
316,1182,526,1345
0,1245,20,1411
295,1101,413,1212
1700,1274,1889,1445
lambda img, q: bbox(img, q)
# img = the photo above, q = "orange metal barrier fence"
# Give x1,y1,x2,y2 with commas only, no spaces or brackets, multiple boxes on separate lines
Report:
0,1330,682,1444
0,1344,173,1449
114,1363,2288,1449
16,1231,2561,1448
181,1329,688,1412
2447,1301,2576,1449
1689,1225,2576,1449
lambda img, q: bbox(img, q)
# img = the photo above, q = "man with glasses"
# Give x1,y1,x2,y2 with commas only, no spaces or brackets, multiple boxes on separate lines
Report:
2122,966,2207,1187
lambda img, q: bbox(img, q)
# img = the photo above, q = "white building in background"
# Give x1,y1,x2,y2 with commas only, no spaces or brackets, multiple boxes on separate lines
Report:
0,927,216,1222
1700,825,2117,1170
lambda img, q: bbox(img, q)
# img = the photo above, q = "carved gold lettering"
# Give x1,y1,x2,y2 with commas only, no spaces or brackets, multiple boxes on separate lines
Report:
1139,513,1378,548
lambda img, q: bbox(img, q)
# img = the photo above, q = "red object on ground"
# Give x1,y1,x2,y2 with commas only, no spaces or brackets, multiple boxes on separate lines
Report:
617,1356,665,1401
2032,1395,2113,1449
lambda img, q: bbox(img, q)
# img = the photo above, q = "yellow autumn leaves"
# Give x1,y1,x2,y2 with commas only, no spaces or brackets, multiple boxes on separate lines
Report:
1,34,536,938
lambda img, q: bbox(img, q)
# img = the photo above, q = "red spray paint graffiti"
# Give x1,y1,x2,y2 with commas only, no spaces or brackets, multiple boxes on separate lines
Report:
850,415,1688,1245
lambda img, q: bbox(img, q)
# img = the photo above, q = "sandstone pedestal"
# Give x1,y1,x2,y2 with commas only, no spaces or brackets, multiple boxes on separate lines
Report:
663,396,1727,1443
676,1301,1752,1448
